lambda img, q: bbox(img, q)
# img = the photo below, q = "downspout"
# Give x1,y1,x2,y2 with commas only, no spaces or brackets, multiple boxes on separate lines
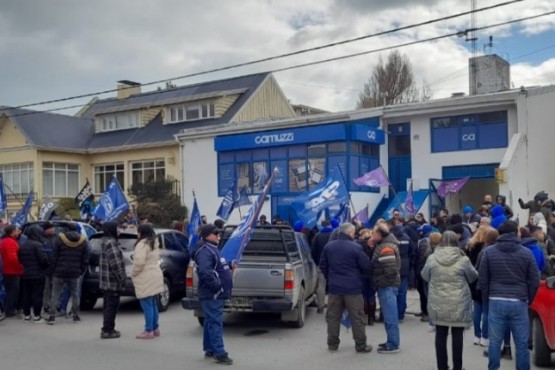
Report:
179,142,185,207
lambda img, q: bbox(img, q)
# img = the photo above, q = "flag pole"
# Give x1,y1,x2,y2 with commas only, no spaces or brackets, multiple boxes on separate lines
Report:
3,183,26,208
335,165,358,220
379,164,398,200
237,205,242,220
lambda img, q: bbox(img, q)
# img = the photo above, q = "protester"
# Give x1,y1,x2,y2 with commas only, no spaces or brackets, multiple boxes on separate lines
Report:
387,219,413,322
99,221,126,339
310,219,333,314
258,215,269,225
0,225,23,317
41,222,57,314
132,223,164,339
415,224,432,321
18,225,49,322
46,223,89,325
357,228,376,325
495,195,514,219
479,221,540,370
319,222,372,353
194,224,233,364
371,223,401,354
422,231,477,370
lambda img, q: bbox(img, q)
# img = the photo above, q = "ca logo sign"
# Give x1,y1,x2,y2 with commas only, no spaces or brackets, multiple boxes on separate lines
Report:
462,133,476,141
367,130,376,140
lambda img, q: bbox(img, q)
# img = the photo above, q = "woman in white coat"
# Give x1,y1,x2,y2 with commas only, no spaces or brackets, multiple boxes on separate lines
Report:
132,224,164,339
421,231,478,370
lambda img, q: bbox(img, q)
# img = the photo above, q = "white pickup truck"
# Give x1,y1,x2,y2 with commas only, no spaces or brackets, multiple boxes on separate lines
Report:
181,225,318,328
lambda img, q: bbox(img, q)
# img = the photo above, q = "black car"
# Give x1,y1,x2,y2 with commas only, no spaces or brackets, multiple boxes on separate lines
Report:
81,228,190,312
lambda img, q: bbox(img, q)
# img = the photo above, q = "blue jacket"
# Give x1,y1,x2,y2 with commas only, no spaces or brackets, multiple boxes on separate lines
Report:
319,233,370,295
478,233,540,303
521,237,546,272
490,205,508,230
194,241,233,300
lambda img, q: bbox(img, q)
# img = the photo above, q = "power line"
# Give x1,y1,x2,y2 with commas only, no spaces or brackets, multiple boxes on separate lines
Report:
10,0,522,110
6,9,555,119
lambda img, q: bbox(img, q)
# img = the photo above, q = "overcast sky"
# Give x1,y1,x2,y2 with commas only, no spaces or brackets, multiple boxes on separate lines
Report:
1,0,554,114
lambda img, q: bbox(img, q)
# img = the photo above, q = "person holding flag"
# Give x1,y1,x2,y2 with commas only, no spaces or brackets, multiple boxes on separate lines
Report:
187,194,202,253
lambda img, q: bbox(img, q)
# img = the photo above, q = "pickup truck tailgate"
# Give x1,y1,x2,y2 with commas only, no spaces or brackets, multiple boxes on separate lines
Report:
231,262,286,297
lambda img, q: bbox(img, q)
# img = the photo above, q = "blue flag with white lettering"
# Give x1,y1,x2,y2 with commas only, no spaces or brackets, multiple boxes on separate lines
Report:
187,197,202,252
292,168,349,229
12,192,34,227
0,174,7,213
221,167,278,264
216,182,237,221
92,177,129,222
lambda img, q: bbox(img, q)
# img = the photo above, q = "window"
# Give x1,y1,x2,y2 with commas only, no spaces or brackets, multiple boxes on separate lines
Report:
94,164,125,192
99,112,140,132
42,162,79,197
0,163,34,195
167,101,215,123
431,111,508,152
131,160,165,185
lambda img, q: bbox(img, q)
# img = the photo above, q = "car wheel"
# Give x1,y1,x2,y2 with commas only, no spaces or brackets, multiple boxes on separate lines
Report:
198,317,205,327
533,317,552,367
157,277,171,312
80,294,98,311
292,287,306,328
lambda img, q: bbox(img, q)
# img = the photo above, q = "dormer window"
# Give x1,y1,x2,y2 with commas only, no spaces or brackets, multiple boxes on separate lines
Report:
99,112,140,132
167,101,215,123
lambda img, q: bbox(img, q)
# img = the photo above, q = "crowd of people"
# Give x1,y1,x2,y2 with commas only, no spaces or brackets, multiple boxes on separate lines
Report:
303,191,553,370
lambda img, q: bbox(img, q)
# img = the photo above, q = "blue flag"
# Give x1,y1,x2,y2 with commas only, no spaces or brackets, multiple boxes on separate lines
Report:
292,168,349,229
0,174,7,213
92,177,129,222
333,202,351,223
12,192,34,227
187,196,202,252
216,182,237,221
221,167,278,265
234,185,252,207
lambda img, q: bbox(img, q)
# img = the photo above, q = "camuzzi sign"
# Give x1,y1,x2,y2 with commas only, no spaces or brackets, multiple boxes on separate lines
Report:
254,133,295,145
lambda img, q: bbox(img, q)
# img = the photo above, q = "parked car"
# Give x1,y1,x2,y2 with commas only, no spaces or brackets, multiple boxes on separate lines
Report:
81,228,190,312
530,275,555,367
182,225,318,328
22,220,97,240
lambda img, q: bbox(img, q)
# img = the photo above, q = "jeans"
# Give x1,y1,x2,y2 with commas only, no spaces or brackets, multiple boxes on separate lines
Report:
487,299,529,370
326,294,368,350
436,325,464,370
139,296,159,332
397,277,409,320
102,291,121,333
200,299,228,357
49,277,79,316
378,286,400,350
473,300,488,339
21,278,45,317
59,275,84,313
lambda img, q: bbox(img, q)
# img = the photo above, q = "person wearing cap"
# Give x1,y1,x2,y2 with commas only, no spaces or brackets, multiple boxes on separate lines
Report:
193,224,233,365
463,205,480,226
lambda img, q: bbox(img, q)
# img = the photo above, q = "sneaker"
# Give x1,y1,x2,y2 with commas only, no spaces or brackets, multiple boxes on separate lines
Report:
204,352,214,358
474,336,481,345
73,315,81,323
46,316,55,325
480,338,489,347
328,346,338,352
24,315,32,322
33,317,45,324
214,355,233,365
377,346,400,354
501,346,513,360
428,325,436,332
153,328,160,337
355,345,373,353
420,315,429,322
136,331,155,339
100,330,121,339
378,342,387,350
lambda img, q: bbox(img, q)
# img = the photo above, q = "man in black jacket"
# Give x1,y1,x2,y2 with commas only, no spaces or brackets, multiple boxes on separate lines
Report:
310,220,333,313
479,221,540,370
46,223,89,324
388,219,413,322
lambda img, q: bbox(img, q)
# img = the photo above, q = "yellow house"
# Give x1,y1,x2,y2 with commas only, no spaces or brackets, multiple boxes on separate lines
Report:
0,72,295,219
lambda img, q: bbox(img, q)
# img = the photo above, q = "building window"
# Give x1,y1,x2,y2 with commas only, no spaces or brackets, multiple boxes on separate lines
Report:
98,112,140,132
131,160,165,184
166,101,215,123
431,111,508,152
0,163,34,195
94,164,125,192
42,162,79,197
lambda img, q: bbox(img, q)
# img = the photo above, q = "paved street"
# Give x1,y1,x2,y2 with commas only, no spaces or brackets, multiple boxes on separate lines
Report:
0,291,549,370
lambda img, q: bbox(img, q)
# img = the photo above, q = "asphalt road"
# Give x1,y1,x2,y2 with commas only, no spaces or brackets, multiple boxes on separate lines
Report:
0,291,550,370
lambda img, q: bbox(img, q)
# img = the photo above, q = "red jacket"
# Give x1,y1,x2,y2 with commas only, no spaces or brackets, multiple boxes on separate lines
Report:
0,236,23,275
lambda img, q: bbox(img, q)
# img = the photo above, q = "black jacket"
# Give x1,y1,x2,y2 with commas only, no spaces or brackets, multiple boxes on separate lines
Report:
478,233,540,303
18,226,49,280
51,231,89,279
310,227,333,265
391,226,413,278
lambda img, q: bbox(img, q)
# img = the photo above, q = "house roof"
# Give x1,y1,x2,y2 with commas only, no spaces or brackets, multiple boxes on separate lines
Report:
1,107,94,152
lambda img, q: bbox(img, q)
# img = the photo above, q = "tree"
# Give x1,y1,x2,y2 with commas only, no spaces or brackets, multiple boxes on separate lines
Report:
127,176,187,227
357,50,432,108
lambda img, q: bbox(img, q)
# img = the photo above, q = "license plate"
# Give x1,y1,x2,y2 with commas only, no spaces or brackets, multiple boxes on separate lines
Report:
229,297,251,306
